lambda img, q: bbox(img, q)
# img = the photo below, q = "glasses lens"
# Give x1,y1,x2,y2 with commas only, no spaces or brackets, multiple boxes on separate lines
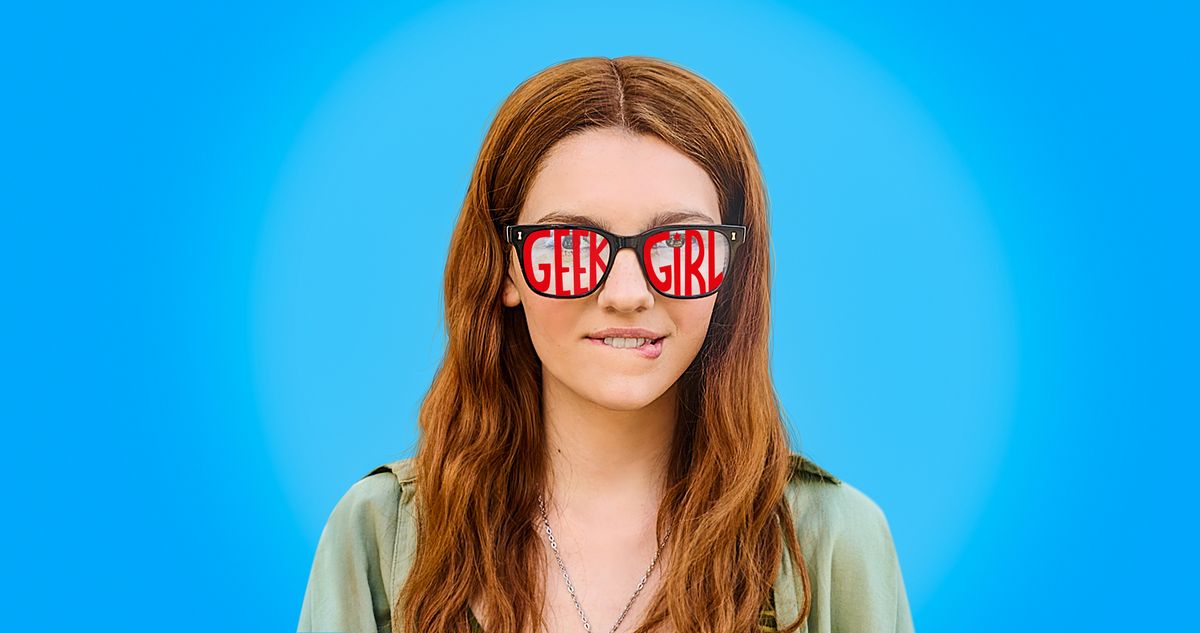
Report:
642,228,730,297
522,227,611,296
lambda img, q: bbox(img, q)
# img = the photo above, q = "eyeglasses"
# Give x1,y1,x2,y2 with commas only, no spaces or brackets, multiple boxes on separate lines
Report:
504,223,747,299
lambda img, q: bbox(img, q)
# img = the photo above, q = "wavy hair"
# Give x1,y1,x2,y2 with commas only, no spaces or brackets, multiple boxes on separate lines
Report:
396,55,808,633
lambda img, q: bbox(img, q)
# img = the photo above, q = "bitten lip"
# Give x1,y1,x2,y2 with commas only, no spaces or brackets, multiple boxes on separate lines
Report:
585,327,667,340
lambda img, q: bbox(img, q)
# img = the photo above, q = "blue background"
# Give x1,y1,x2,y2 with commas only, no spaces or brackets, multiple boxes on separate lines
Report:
4,1,1195,631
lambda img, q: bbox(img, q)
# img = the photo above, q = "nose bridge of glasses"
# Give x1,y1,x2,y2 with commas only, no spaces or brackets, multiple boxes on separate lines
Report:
606,233,636,252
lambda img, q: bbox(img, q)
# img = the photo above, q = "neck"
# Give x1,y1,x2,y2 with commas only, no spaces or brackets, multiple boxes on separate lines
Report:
540,375,678,520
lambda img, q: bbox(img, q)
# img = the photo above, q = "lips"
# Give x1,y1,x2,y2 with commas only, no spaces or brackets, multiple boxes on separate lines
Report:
585,335,665,359
585,327,666,340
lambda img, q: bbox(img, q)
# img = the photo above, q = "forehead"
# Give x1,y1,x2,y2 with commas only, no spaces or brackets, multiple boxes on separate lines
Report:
518,128,722,232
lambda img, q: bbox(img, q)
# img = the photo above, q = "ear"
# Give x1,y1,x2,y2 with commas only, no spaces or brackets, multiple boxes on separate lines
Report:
502,268,522,308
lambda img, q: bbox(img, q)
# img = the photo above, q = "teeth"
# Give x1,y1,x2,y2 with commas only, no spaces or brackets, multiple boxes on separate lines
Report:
603,337,649,348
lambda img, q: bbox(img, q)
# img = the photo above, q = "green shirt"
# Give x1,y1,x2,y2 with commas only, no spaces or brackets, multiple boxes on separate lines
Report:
298,454,915,633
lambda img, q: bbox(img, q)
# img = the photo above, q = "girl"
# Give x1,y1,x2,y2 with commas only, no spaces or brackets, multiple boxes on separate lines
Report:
298,55,913,633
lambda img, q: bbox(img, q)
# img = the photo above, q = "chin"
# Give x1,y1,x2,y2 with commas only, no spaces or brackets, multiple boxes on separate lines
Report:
582,380,671,411
589,396,657,412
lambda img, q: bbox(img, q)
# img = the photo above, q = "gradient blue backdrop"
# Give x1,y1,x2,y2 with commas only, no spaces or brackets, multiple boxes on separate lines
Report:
4,1,1195,631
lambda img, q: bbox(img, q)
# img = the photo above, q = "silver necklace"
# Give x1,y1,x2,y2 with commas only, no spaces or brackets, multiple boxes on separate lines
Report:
536,493,672,633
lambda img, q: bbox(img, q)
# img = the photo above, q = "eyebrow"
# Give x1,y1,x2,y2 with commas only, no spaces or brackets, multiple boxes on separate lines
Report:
532,209,716,232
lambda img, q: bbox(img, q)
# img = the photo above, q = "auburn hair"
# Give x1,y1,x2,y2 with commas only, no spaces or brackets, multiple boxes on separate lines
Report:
396,55,809,633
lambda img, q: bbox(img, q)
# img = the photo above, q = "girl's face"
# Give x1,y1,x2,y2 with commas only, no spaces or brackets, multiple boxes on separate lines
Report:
502,128,722,411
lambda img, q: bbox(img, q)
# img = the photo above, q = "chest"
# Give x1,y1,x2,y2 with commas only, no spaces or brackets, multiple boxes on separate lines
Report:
470,538,673,633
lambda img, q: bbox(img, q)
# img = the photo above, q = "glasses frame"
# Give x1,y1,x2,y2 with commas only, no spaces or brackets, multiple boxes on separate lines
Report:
504,223,748,300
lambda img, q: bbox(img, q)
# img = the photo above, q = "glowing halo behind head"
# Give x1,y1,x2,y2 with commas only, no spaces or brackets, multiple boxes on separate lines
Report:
252,0,1017,613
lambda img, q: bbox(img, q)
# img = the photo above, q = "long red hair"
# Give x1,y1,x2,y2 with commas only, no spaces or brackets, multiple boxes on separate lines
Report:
397,55,809,633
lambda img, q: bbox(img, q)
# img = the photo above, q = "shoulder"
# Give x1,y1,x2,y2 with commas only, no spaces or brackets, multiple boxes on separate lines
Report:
331,457,418,536
788,452,842,486
316,458,416,553
781,454,913,631
362,456,417,486
784,453,892,547
352,460,409,498
327,458,412,522
298,457,417,633
313,456,418,567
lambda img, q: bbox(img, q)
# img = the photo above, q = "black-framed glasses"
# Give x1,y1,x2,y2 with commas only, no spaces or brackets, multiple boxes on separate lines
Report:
504,223,747,299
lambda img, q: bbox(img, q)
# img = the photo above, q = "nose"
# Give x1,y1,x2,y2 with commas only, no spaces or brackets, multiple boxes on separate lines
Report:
595,248,654,310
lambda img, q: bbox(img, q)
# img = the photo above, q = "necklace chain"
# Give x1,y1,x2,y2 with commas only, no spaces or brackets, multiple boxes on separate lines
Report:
536,493,672,633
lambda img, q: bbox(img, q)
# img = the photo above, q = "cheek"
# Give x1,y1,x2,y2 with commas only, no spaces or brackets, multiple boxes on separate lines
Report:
672,297,717,334
522,297,583,352
665,297,718,354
